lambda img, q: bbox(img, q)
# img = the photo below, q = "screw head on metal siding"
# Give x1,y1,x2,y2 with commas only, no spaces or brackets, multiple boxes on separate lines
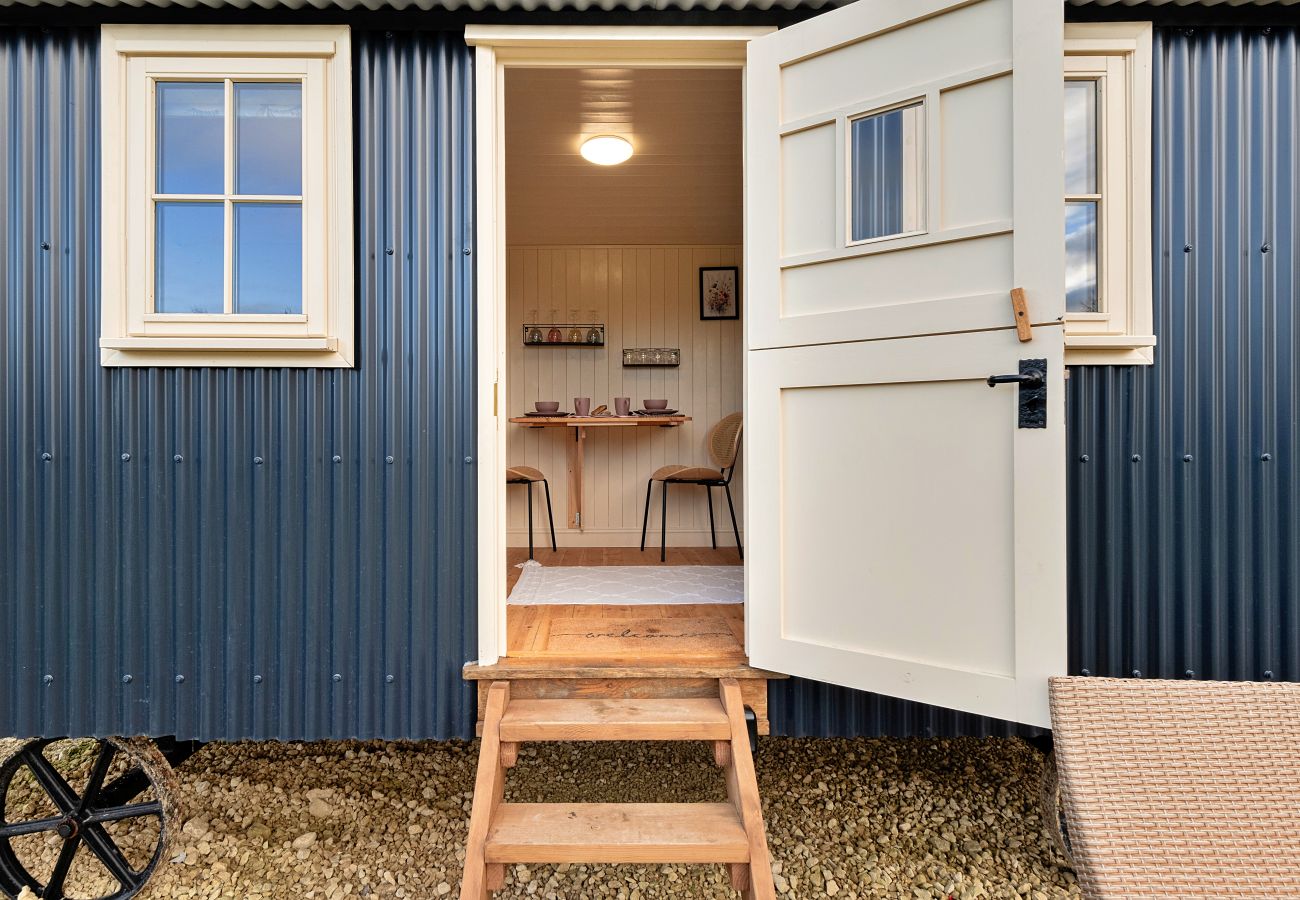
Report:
122,674,133,684
1261,244,1271,253
41,452,52,462
332,673,342,683
1131,454,1141,462
385,455,395,464
175,675,185,684
40,241,50,251
464,456,474,464
463,248,472,256
333,455,342,463
1185,670,1195,678
385,674,395,684
1183,244,1193,253
42,675,53,685
1078,454,1089,463
1183,454,1194,462
174,454,183,463
385,247,394,256
253,674,263,684
1131,669,1142,678
1264,670,1275,680
1080,669,1091,676
121,452,131,462
1261,453,1272,462
254,456,264,465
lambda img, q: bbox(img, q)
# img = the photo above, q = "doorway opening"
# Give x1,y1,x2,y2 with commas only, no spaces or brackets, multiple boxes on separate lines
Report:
500,64,746,666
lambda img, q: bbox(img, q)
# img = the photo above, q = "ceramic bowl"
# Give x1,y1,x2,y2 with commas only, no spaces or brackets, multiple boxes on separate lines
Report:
643,399,669,410
535,401,560,414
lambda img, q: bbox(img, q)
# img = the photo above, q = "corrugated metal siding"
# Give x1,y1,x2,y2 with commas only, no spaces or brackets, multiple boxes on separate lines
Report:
1069,25,1300,684
771,25,1300,737
0,28,480,742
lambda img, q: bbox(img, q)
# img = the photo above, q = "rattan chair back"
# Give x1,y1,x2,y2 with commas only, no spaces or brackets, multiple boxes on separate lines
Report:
708,413,743,471
1049,676,1300,899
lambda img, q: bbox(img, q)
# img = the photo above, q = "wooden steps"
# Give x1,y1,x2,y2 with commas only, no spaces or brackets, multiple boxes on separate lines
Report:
500,698,730,741
485,803,749,863
459,679,776,899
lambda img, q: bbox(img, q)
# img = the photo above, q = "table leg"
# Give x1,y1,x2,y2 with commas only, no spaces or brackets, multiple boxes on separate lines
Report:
567,426,585,530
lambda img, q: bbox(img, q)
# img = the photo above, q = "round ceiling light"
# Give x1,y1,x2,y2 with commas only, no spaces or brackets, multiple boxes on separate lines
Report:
580,135,634,166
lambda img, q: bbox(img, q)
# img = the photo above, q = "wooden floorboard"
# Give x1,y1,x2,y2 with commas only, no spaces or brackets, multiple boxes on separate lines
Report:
505,547,745,664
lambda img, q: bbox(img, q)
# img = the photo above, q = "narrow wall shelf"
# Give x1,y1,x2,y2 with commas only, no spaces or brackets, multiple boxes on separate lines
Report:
523,324,605,347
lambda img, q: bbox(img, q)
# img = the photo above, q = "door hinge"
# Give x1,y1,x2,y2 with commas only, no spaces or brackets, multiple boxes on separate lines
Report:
493,381,499,417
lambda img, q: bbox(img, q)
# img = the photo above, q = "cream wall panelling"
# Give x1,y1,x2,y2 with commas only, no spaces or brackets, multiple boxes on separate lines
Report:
507,245,743,547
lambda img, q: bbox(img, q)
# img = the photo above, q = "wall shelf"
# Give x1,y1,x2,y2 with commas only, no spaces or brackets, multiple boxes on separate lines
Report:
623,348,681,367
523,324,605,347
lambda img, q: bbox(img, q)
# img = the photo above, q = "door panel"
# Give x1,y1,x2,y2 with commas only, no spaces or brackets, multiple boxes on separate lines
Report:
744,0,1065,727
746,0,1063,350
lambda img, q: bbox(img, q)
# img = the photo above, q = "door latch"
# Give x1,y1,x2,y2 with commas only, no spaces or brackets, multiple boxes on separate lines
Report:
986,358,1047,429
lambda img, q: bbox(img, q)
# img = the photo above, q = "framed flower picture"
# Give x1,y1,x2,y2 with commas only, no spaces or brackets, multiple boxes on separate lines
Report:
699,266,740,320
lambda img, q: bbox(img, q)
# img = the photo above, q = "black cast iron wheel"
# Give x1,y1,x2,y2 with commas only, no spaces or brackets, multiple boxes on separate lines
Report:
0,738,176,900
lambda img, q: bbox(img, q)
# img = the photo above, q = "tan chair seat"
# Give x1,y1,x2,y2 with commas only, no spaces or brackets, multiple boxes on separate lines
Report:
654,465,725,482
506,465,547,483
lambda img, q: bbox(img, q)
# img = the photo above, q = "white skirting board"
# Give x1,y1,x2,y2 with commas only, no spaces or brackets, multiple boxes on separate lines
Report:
509,564,745,605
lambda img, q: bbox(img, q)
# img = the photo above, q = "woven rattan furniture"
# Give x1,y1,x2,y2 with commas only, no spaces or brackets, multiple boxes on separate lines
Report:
506,465,557,560
640,413,743,562
1049,676,1300,899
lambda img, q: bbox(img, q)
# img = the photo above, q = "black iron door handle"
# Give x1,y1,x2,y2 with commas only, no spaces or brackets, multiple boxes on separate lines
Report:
985,359,1047,428
986,371,1044,387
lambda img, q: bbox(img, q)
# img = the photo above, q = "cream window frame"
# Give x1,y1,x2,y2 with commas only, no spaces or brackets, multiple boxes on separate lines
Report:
100,25,354,367
1063,22,1155,366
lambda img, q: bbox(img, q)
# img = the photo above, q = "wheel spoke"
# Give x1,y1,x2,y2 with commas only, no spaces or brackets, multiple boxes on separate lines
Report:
78,742,117,814
19,748,79,815
45,835,81,900
0,814,66,838
84,801,162,827
81,823,139,889
95,767,153,810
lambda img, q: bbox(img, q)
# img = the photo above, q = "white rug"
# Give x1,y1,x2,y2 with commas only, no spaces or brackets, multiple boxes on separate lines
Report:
508,563,744,605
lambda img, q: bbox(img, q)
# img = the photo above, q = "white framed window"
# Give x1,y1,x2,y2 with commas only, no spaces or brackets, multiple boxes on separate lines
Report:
846,99,926,245
1063,22,1155,365
100,25,353,367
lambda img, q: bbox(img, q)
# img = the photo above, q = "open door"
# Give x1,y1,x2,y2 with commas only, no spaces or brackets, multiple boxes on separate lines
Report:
744,0,1065,727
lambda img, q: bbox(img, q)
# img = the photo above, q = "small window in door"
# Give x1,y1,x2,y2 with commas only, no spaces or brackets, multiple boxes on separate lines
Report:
848,101,925,243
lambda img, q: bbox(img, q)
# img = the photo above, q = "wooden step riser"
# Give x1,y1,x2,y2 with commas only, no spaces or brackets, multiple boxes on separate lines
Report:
500,698,731,742
484,803,750,865
476,677,769,735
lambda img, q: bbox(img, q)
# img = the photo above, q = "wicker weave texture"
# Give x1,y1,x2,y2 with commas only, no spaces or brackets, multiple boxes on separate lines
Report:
1049,677,1300,899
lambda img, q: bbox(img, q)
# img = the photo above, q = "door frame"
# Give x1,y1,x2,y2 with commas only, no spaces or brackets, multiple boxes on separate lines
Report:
467,25,772,664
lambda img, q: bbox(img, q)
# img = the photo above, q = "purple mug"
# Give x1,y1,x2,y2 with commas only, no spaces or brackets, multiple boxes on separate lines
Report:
614,397,631,417
574,397,591,417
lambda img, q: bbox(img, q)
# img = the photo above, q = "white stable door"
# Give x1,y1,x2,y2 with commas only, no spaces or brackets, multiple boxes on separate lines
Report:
744,0,1066,727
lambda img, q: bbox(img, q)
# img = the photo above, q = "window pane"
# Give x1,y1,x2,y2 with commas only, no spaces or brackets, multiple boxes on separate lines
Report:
851,103,924,242
1064,80,1098,195
1065,201,1099,313
156,83,224,195
234,203,302,314
155,202,224,314
235,83,303,196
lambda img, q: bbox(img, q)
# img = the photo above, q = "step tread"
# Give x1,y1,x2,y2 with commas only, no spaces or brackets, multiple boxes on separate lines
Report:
485,802,749,864
500,698,730,741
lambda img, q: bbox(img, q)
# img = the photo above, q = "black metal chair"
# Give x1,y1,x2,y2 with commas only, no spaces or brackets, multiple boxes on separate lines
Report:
640,412,743,562
506,466,557,560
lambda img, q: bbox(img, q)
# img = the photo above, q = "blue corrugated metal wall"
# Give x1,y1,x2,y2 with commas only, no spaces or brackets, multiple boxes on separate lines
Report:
3,22,1297,743
770,25,1300,737
0,28,480,742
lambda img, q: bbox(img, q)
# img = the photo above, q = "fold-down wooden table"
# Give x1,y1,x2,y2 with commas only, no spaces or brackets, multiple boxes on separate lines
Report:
508,415,691,530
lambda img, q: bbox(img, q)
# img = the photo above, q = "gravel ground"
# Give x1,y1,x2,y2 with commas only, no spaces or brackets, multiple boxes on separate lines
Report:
3,736,1078,899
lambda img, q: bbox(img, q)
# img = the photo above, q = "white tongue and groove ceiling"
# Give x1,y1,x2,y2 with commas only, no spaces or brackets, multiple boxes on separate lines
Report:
506,67,742,246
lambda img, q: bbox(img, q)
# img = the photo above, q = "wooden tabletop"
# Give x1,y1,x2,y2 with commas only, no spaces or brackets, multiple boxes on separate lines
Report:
509,415,691,427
